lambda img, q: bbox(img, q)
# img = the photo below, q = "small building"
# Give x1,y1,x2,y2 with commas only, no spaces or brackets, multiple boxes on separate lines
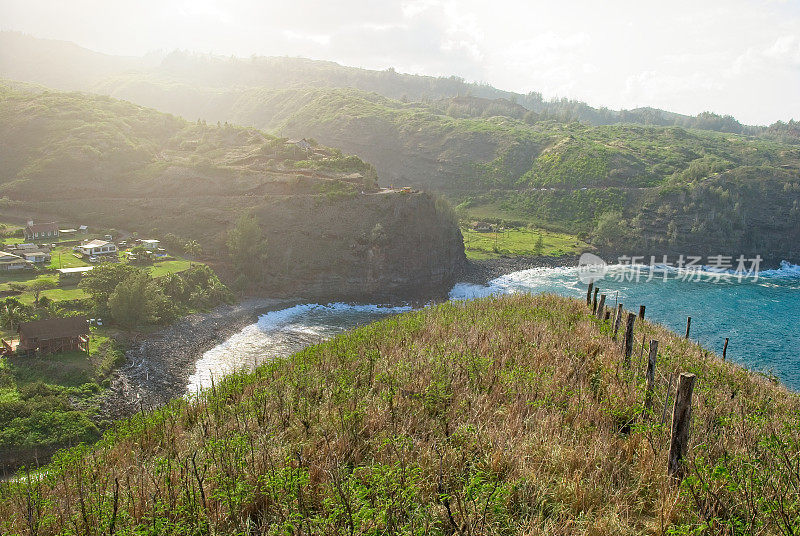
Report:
57,266,94,281
21,250,50,264
139,239,161,249
17,317,90,356
287,138,312,151
24,221,59,241
77,239,118,257
59,228,78,238
0,252,31,271
472,221,493,233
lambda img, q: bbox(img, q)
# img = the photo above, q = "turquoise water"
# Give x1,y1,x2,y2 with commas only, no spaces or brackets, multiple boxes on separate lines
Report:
191,262,800,392
450,262,800,390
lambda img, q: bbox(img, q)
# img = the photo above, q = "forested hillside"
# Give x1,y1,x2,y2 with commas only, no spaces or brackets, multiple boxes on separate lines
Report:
88,81,800,261
2,32,799,261
0,32,772,132
0,83,465,298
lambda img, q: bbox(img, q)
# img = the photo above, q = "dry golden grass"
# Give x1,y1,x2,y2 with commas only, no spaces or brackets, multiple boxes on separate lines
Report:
1,294,798,534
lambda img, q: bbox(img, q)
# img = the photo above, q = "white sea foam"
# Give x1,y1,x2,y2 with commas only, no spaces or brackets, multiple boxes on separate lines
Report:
187,302,412,392
760,261,800,278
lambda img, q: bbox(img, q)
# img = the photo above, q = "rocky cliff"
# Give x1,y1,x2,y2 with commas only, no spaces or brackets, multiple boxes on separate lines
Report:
242,192,466,301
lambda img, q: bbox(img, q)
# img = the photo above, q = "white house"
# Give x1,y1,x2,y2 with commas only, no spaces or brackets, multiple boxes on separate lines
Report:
78,239,118,257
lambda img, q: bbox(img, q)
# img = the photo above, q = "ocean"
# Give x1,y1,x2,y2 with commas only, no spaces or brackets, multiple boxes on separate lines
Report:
188,261,800,393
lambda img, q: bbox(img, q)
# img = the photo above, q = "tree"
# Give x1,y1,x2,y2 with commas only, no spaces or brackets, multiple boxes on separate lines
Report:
160,272,185,301
533,234,544,255
226,213,264,278
79,264,141,310
184,240,202,257
107,272,159,328
593,211,629,248
28,279,55,306
0,298,25,330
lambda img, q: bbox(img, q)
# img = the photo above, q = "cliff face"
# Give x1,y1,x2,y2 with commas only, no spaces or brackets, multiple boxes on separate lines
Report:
248,192,466,301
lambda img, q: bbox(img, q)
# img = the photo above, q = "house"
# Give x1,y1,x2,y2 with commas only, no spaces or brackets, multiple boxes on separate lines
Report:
0,252,31,271
139,239,160,250
472,221,493,233
6,243,51,263
24,221,59,241
17,317,89,356
77,239,118,257
21,249,50,264
287,138,312,151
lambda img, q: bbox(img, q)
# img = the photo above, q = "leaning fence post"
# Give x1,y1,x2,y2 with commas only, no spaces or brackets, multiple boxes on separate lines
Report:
612,304,623,340
668,373,697,478
592,287,599,315
623,313,636,368
722,338,729,361
644,340,658,412
639,305,646,320
685,316,691,339
586,281,594,306
597,294,606,318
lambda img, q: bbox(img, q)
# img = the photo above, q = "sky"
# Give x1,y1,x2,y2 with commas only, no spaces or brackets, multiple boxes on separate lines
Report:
1,0,799,124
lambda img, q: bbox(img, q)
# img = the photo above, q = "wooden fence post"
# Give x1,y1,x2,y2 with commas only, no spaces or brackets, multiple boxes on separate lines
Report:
592,287,599,315
586,281,594,306
722,338,729,361
685,317,691,339
623,313,636,368
639,305,646,320
668,373,697,478
597,294,606,318
604,310,611,321
644,340,658,411
612,304,623,340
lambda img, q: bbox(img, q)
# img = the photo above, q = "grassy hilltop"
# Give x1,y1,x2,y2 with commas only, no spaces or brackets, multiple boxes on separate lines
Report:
1,294,798,534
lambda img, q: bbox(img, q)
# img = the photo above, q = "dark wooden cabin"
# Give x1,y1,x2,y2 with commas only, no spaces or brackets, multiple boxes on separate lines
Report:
17,317,89,356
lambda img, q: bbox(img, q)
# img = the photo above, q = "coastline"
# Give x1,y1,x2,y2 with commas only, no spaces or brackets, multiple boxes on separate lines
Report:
99,255,576,418
98,297,301,419
457,254,581,285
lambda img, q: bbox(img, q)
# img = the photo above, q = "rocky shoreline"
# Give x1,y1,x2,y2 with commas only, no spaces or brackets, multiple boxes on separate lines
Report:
97,255,577,421
457,254,581,285
97,297,300,420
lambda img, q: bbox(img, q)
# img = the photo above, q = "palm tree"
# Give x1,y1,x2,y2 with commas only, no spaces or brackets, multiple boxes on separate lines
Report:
184,240,202,258
161,272,184,300
1,299,23,331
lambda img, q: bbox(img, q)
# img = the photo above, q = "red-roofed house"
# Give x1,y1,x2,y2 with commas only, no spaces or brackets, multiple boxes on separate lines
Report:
24,221,59,241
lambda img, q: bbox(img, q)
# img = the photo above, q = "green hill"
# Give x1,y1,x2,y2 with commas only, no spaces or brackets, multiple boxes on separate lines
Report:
88,81,800,261
0,83,465,298
1,294,798,534
2,33,799,261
